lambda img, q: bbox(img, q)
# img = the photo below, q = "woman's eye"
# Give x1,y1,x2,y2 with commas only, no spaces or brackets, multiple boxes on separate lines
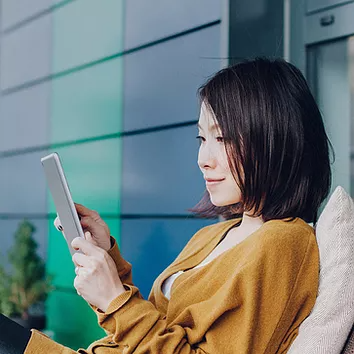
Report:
196,135,205,144
216,136,224,143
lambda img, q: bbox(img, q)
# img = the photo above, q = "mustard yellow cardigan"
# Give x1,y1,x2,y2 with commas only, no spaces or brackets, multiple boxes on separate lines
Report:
24,217,319,353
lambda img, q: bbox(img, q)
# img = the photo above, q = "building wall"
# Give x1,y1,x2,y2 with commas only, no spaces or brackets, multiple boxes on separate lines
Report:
228,0,284,64
0,0,223,349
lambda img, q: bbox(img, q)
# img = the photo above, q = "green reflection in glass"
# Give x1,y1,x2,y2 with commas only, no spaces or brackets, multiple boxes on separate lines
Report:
46,290,106,349
47,139,122,215
50,57,124,144
48,0,124,340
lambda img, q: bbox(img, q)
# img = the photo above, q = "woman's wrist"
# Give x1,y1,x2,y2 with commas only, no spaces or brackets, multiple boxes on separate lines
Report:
100,284,126,313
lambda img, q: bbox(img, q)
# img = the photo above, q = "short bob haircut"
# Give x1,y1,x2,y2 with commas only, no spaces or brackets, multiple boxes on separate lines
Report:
191,57,333,224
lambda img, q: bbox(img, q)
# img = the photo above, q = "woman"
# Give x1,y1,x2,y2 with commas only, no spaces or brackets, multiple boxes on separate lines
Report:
0,57,332,353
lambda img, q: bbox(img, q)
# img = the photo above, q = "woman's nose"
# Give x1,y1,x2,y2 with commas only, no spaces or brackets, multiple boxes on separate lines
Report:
198,147,217,170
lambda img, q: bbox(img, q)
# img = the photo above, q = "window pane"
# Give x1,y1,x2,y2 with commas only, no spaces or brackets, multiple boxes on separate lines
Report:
53,0,124,73
51,58,123,144
0,16,52,90
0,83,50,152
121,126,203,215
48,139,122,215
1,0,52,31
123,25,221,131
124,0,220,49
0,152,48,213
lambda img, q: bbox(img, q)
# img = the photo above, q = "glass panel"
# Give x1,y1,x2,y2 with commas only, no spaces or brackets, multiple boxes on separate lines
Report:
123,25,221,131
121,218,214,298
48,140,122,215
121,125,204,215
1,0,52,31
229,0,284,60
0,152,48,214
0,83,50,152
52,0,124,73
46,290,105,349
124,0,221,49
0,15,52,90
50,57,124,144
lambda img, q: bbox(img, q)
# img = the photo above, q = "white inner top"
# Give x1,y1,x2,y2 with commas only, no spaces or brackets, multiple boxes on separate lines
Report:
162,263,207,300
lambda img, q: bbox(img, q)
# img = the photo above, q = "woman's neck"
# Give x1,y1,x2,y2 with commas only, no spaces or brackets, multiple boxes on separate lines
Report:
238,212,264,234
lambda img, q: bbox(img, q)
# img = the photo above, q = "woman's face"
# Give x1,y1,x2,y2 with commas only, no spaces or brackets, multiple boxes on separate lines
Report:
197,102,242,206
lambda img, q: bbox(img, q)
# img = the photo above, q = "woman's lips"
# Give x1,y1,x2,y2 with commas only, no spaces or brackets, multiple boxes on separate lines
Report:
205,178,225,186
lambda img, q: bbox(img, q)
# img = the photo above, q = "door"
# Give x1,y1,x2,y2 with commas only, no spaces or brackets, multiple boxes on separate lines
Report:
306,36,354,197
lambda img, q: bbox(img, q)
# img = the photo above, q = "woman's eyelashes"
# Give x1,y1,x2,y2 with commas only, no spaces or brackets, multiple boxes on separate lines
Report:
196,135,224,145
196,135,205,145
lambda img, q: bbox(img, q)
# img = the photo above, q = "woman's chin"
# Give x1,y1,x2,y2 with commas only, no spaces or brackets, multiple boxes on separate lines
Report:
210,195,241,207
210,197,232,207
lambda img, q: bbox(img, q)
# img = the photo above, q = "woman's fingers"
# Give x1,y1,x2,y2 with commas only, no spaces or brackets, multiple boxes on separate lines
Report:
72,237,103,257
74,204,111,252
74,203,90,215
72,251,93,268
75,203,100,219
74,203,96,220
80,218,101,244
80,216,96,229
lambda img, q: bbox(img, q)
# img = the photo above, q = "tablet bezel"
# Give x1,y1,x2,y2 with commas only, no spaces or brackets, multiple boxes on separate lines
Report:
41,152,85,255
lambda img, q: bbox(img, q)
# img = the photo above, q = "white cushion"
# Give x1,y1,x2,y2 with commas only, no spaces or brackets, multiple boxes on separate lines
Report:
288,186,354,354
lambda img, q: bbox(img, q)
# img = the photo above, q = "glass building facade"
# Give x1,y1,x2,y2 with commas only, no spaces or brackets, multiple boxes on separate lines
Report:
0,0,222,348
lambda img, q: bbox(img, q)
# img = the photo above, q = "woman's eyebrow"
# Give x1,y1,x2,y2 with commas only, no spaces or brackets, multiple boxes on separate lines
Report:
197,123,220,132
210,123,220,132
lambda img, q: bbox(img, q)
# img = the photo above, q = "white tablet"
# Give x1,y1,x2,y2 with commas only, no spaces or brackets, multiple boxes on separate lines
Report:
41,152,85,255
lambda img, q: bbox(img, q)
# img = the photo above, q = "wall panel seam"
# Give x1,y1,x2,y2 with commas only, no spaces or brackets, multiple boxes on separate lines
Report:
0,120,198,157
1,0,77,35
1,19,221,96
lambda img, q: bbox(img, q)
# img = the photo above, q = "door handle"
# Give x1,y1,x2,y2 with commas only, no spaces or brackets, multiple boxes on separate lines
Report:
320,14,335,27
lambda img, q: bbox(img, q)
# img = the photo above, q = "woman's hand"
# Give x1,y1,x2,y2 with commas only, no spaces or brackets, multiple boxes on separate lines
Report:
75,203,111,252
71,233,126,312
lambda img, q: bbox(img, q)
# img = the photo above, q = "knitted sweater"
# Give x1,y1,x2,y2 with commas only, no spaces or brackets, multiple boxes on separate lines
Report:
24,217,319,353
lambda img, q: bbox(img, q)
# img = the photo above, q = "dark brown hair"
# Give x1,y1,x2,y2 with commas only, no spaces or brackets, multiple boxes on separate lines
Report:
191,57,333,224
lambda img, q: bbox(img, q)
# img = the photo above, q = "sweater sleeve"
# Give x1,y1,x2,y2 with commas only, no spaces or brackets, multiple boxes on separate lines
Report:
88,229,319,353
24,330,127,354
107,236,134,286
